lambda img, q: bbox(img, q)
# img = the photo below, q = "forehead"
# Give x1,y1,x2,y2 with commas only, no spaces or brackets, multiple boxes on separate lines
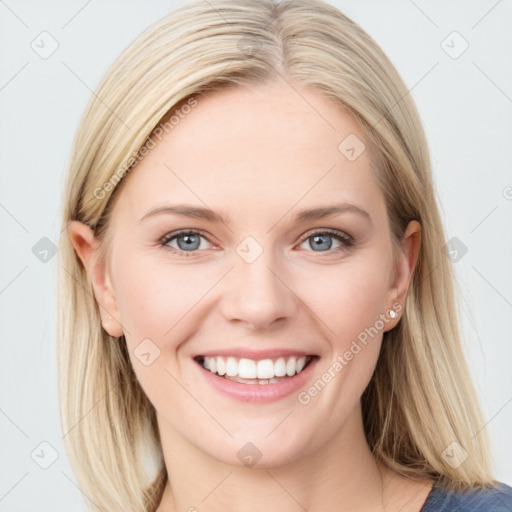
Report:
113,80,385,226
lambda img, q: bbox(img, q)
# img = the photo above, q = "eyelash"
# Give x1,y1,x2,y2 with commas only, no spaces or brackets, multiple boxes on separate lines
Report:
159,228,355,258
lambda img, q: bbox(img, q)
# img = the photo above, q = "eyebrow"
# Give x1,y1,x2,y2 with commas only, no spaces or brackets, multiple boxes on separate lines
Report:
139,202,372,225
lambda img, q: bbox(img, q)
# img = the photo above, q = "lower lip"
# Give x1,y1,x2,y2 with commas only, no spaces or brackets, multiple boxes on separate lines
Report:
196,358,318,403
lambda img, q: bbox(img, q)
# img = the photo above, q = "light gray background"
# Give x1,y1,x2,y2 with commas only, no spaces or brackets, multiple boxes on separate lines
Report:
1,0,511,510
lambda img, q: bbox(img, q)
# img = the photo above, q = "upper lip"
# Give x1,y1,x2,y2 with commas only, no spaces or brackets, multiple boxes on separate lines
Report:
195,348,316,360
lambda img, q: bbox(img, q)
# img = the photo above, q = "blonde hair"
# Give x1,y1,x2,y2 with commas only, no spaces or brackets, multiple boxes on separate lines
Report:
57,0,497,510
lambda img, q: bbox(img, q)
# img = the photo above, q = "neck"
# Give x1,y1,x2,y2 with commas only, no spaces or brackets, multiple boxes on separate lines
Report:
155,405,403,512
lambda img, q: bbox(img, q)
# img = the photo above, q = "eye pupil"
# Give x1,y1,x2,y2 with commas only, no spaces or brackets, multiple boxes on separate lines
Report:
177,233,200,250
310,234,333,251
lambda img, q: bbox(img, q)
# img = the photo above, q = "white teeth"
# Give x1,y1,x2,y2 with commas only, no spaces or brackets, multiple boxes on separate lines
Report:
257,359,274,379
274,357,287,377
226,357,238,377
296,356,307,373
217,357,226,376
201,355,312,381
286,356,297,376
238,358,257,379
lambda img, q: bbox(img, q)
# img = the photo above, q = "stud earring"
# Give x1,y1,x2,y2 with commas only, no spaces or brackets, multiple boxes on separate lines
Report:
388,309,397,319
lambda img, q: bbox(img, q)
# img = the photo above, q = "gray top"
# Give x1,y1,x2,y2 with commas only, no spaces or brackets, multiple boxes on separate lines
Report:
420,480,512,511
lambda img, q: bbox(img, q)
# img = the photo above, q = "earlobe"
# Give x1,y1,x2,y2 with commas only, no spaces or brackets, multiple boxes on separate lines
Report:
67,220,124,338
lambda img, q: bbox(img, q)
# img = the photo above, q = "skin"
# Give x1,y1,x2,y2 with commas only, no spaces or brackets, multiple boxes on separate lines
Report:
68,77,431,511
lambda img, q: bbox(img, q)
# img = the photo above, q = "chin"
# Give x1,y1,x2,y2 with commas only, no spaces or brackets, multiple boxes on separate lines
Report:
199,426,317,470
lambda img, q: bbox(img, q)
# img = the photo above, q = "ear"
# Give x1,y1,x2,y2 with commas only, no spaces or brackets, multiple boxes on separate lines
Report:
385,220,421,330
67,220,124,338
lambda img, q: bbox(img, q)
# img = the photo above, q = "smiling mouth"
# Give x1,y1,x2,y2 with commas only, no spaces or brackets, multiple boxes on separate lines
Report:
194,355,317,385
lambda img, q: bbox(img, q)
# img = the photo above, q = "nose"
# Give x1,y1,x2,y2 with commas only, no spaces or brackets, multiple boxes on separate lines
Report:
220,251,298,331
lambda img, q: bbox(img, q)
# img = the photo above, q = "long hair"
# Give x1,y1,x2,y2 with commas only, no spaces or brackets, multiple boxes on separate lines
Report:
57,1,497,510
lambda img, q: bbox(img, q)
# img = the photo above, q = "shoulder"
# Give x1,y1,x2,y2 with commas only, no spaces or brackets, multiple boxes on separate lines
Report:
421,481,512,512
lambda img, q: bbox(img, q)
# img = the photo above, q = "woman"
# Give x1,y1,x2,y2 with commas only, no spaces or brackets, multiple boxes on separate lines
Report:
57,0,512,510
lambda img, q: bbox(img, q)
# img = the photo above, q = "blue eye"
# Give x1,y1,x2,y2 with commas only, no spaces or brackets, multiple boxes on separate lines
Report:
299,229,354,253
160,230,213,257
159,228,354,258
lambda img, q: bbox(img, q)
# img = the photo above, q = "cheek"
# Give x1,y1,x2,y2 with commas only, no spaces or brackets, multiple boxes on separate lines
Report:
113,256,217,358
292,262,389,425
299,257,391,347
110,262,227,447
113,258,207,407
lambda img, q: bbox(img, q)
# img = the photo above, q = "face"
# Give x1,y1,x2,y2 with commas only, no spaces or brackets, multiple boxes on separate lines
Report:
70,78,419,468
